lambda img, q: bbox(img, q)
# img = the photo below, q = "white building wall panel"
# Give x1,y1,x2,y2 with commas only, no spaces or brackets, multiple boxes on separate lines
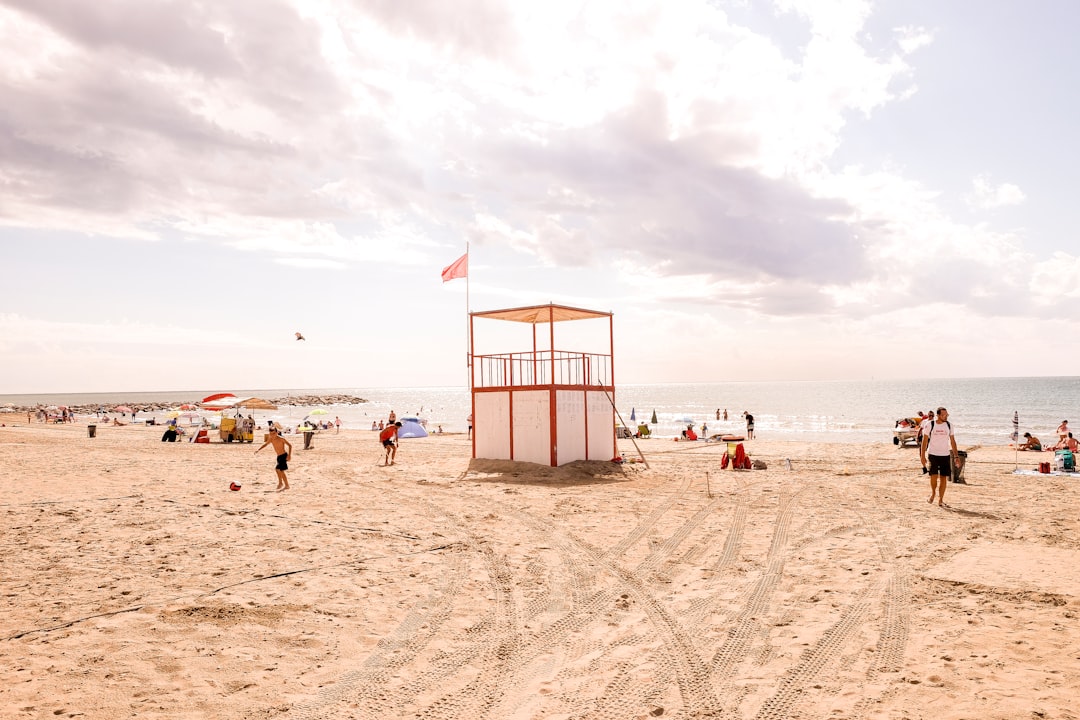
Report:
586,391,615,461
511,390,551,466
474,391,511,460
555,390,587,465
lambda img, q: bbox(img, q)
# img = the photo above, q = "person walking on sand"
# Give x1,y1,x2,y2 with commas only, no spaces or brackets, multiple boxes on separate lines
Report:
920,407,958,507
255,427,293,491
334,416,341,433
380,421,402,465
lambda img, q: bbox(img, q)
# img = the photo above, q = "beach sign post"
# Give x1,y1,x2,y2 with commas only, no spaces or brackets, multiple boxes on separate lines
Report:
1013,410,1019,470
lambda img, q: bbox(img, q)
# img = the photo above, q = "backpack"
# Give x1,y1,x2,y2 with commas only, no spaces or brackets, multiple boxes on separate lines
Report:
925,420,951,443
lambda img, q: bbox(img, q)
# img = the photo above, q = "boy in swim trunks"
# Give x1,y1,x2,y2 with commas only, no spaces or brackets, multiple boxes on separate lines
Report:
380,421,402,466
256,427,293,490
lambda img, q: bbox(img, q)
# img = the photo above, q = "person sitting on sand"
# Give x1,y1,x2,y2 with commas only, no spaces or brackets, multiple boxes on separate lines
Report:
1052,432,1077,452
255,427,292,491
1017,432,1042,451
112,418,126,426
1058,420,1070,442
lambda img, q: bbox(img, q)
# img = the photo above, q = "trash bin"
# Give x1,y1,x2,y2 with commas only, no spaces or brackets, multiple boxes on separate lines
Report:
87,424,97,438
952,450,967,483
303,430,314,450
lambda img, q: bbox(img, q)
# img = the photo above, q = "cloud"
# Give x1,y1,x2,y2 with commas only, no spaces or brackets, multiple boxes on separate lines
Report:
0,0,1059,335
1030,252,1080,307
894,25,934,55
966,174,1027,209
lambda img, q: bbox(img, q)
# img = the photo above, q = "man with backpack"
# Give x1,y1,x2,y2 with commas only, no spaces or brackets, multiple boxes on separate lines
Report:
920,407,958,507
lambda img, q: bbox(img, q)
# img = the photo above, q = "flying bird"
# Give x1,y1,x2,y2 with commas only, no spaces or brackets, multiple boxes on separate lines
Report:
295,332,306,341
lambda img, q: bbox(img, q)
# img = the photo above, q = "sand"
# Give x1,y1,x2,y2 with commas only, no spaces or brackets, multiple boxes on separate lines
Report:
2,419,1079,720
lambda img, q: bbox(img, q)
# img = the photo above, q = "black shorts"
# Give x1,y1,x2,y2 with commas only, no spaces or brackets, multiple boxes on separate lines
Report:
382,439,396,448
276,453,288,471
928,454,952,478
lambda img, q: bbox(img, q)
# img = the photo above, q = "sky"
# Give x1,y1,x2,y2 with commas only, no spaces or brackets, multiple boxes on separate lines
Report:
2,0,1078,394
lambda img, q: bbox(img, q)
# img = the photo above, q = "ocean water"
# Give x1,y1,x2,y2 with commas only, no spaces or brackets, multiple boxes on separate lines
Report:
2,377,1077,446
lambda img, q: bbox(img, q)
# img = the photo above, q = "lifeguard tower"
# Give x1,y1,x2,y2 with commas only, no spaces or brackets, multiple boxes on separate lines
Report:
470,303,616,467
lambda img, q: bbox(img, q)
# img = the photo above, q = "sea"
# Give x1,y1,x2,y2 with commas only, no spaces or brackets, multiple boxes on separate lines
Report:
2,377,1078,446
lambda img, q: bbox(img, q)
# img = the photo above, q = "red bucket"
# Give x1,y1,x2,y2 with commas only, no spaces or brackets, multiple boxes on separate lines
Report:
1039,462,1051,474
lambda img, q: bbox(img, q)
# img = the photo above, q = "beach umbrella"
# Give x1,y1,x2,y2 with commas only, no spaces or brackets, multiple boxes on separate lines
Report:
237,398,278,411
178,403,198,410
202,393,236,404
650,409,658,424
309,408,328,416
630,408,636,422
114,405,132,414
235,397,278,423
398,418,428,439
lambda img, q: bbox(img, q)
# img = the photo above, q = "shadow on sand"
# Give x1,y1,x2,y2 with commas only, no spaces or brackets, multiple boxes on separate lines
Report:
462,458,633,487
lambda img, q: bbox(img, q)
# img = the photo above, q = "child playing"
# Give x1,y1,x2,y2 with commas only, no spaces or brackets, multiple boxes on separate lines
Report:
256,427,293,491
380,421,402,466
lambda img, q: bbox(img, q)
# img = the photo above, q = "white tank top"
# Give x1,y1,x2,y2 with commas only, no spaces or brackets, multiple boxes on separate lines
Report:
927,421,953,455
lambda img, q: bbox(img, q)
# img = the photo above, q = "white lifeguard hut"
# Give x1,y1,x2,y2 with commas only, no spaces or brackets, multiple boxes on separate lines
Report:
469,303,616,467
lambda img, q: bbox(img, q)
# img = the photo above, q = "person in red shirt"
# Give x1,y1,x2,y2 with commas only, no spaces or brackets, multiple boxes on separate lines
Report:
380,421,402,465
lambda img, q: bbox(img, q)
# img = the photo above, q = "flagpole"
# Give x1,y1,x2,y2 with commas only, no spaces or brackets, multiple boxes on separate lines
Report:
465,241,471,386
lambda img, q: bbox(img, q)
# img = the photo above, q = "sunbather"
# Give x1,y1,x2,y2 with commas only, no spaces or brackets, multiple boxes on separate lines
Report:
1051,432,1077,452
1017,432,1042,451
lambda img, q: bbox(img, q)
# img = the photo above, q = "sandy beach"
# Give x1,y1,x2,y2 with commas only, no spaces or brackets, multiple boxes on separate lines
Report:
2,420,1079,719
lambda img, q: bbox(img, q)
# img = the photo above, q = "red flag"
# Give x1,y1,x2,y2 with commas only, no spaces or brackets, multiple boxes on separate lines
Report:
441,252,468,282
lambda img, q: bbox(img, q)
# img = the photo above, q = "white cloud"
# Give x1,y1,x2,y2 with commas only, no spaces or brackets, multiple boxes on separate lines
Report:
1030,252,1080,306
966,174,1027,209
894,25,934,55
